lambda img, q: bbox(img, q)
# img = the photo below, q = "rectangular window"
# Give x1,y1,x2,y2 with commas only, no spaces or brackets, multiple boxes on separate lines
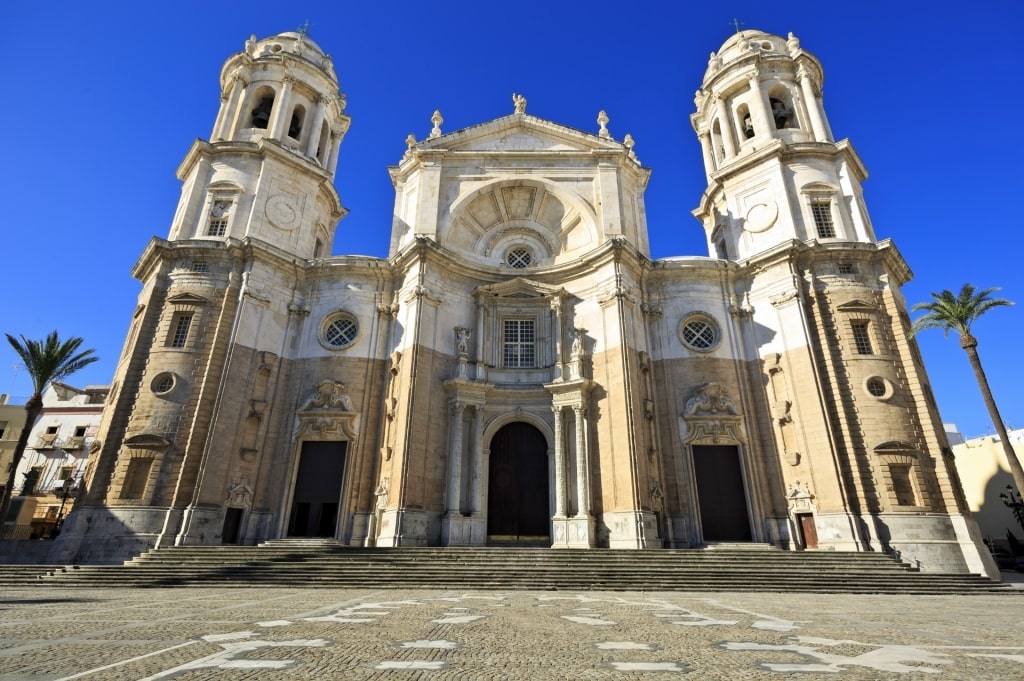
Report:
58,466,74,481
890,465,917,506
191,260,209,272
851,321,873,355
0,421,6,439
169,313,193,348
503,319,536,368
811,200,836,238
120,457,154,500
206,200,231,236
837,263,854,274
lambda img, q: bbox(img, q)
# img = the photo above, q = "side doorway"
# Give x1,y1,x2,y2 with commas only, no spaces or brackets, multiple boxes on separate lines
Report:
288,440,348,537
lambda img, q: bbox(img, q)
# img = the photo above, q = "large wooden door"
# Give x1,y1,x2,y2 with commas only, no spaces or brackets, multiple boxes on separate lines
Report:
288,441,347,537
487,422,549,543
693,444,751,541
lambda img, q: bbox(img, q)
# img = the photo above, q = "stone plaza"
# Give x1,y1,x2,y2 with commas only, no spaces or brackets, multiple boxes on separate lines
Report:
1,585,1022,679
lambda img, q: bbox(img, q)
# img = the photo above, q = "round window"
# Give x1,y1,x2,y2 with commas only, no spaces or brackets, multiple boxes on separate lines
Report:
506,248,532,269
321,313,359,349
865,377,891,399
152,373,175,395
679,314,720,352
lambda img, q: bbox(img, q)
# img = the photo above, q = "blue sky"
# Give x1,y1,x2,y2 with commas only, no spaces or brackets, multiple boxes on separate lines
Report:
1,1,1021,438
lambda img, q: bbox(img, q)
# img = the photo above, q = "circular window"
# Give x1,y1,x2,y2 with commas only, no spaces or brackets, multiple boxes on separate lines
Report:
506,248,532,269
864,376,893,400
679,314,720,352
321,313,359,349
152,373,176,395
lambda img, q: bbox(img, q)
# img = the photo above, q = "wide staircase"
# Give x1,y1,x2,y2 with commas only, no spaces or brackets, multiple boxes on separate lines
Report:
0,541,1014,594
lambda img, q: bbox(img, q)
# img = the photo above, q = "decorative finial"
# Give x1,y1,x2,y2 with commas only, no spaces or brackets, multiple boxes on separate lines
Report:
297,20,312,37
245,34,257,56
623,133,635,150
730,18,743,33
429,109,443,139
512,93,527,114
597,110,610,138
405,133,417,149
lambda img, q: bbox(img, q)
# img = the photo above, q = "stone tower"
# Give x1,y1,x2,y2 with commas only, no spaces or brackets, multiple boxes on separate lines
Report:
59,32,349,560
687,30,989,571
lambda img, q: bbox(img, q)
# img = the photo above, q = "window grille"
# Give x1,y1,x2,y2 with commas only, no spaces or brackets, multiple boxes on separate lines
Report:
506,248,532,269
851,321,873,355
170,314,193,348
811,200,836,238
503,319,535,368
324,317,358,347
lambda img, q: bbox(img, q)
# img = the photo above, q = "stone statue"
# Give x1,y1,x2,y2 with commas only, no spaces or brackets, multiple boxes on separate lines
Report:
512,93,527,114
787,32,801,57
375,477,389,510
570,327,586,357
455,327,471,355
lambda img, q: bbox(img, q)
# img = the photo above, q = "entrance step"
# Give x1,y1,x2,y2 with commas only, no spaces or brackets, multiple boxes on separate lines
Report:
0,546,1013,594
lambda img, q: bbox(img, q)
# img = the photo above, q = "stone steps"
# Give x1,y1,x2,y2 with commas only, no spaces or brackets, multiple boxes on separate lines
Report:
0,543,1009,594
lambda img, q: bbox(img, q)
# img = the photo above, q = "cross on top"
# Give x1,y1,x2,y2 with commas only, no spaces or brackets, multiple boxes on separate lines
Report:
297,20,312,37
730,18,743,33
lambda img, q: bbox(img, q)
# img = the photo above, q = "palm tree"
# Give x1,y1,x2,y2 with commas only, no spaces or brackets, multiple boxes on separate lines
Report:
911,284,1023,495
0,332,98,527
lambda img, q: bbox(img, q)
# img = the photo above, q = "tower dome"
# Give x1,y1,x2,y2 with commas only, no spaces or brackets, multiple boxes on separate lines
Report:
209,31,350,175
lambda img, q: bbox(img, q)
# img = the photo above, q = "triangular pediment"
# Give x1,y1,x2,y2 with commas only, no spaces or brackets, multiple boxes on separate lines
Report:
420,114,622,154
836,299,876,313
167,293,208,305
475,276,567,299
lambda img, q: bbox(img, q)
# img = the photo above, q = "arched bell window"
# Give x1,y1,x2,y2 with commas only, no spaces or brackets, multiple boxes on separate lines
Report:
250,87,275,129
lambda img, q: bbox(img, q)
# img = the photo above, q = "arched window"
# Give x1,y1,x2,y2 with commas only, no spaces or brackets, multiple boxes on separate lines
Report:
711,119,724,164
736,104,754,139
250,87,275,129
768,85,799,130
288,105,306,140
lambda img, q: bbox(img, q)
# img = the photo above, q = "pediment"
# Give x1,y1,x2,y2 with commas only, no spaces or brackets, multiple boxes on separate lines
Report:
475,276,567,300
124,433,171,448
835,299,876,313
420,114,621,154
167,293,208,306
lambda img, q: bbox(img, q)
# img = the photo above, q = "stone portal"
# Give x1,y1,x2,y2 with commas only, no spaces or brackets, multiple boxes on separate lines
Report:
487,423,550,544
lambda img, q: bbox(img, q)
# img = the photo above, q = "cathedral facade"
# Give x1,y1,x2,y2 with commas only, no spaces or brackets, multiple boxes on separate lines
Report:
58,29,995,575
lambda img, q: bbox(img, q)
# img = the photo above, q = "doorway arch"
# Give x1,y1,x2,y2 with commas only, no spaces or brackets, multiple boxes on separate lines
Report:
487,422,550,543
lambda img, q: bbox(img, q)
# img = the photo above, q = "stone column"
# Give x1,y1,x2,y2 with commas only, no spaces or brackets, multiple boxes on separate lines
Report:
747,74,772,137
797,66,828,142
716,97,737,159
305,94,328,159
698,131,716,176
327,132,342,175
224,76,249,140
552,406,567,517
447,403,465,514
268,77,294,140
573,405,590,516
471,407,484,515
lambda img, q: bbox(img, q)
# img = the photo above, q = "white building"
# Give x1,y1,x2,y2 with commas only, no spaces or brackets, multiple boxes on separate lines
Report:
8,383,107,538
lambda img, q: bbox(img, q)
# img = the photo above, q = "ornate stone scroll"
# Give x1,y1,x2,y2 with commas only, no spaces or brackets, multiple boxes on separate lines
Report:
295,380,360,441
681,382,745,444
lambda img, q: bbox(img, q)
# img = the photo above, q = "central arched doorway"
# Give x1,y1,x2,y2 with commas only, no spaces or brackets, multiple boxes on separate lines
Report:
487,422,550,544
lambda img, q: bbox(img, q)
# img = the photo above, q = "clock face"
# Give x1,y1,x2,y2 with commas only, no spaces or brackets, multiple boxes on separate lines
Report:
745,200,779,233
265,195,300,230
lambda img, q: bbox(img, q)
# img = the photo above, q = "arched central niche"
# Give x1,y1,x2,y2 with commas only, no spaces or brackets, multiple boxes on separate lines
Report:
441,179,598,267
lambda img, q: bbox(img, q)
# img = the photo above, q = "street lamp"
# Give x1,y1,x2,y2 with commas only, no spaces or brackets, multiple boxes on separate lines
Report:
999,485,1024,532
52,479,79,537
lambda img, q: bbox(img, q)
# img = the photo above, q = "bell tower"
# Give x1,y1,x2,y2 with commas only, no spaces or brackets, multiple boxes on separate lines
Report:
168,31,349,258
59,31,351,562
691,30,875,261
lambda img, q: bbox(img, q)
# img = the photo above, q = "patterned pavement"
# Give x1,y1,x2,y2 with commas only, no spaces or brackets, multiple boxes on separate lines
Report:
1,583,1023,679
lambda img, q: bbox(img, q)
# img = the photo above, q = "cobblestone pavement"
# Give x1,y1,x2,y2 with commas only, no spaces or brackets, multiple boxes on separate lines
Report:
1,585,1022,680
